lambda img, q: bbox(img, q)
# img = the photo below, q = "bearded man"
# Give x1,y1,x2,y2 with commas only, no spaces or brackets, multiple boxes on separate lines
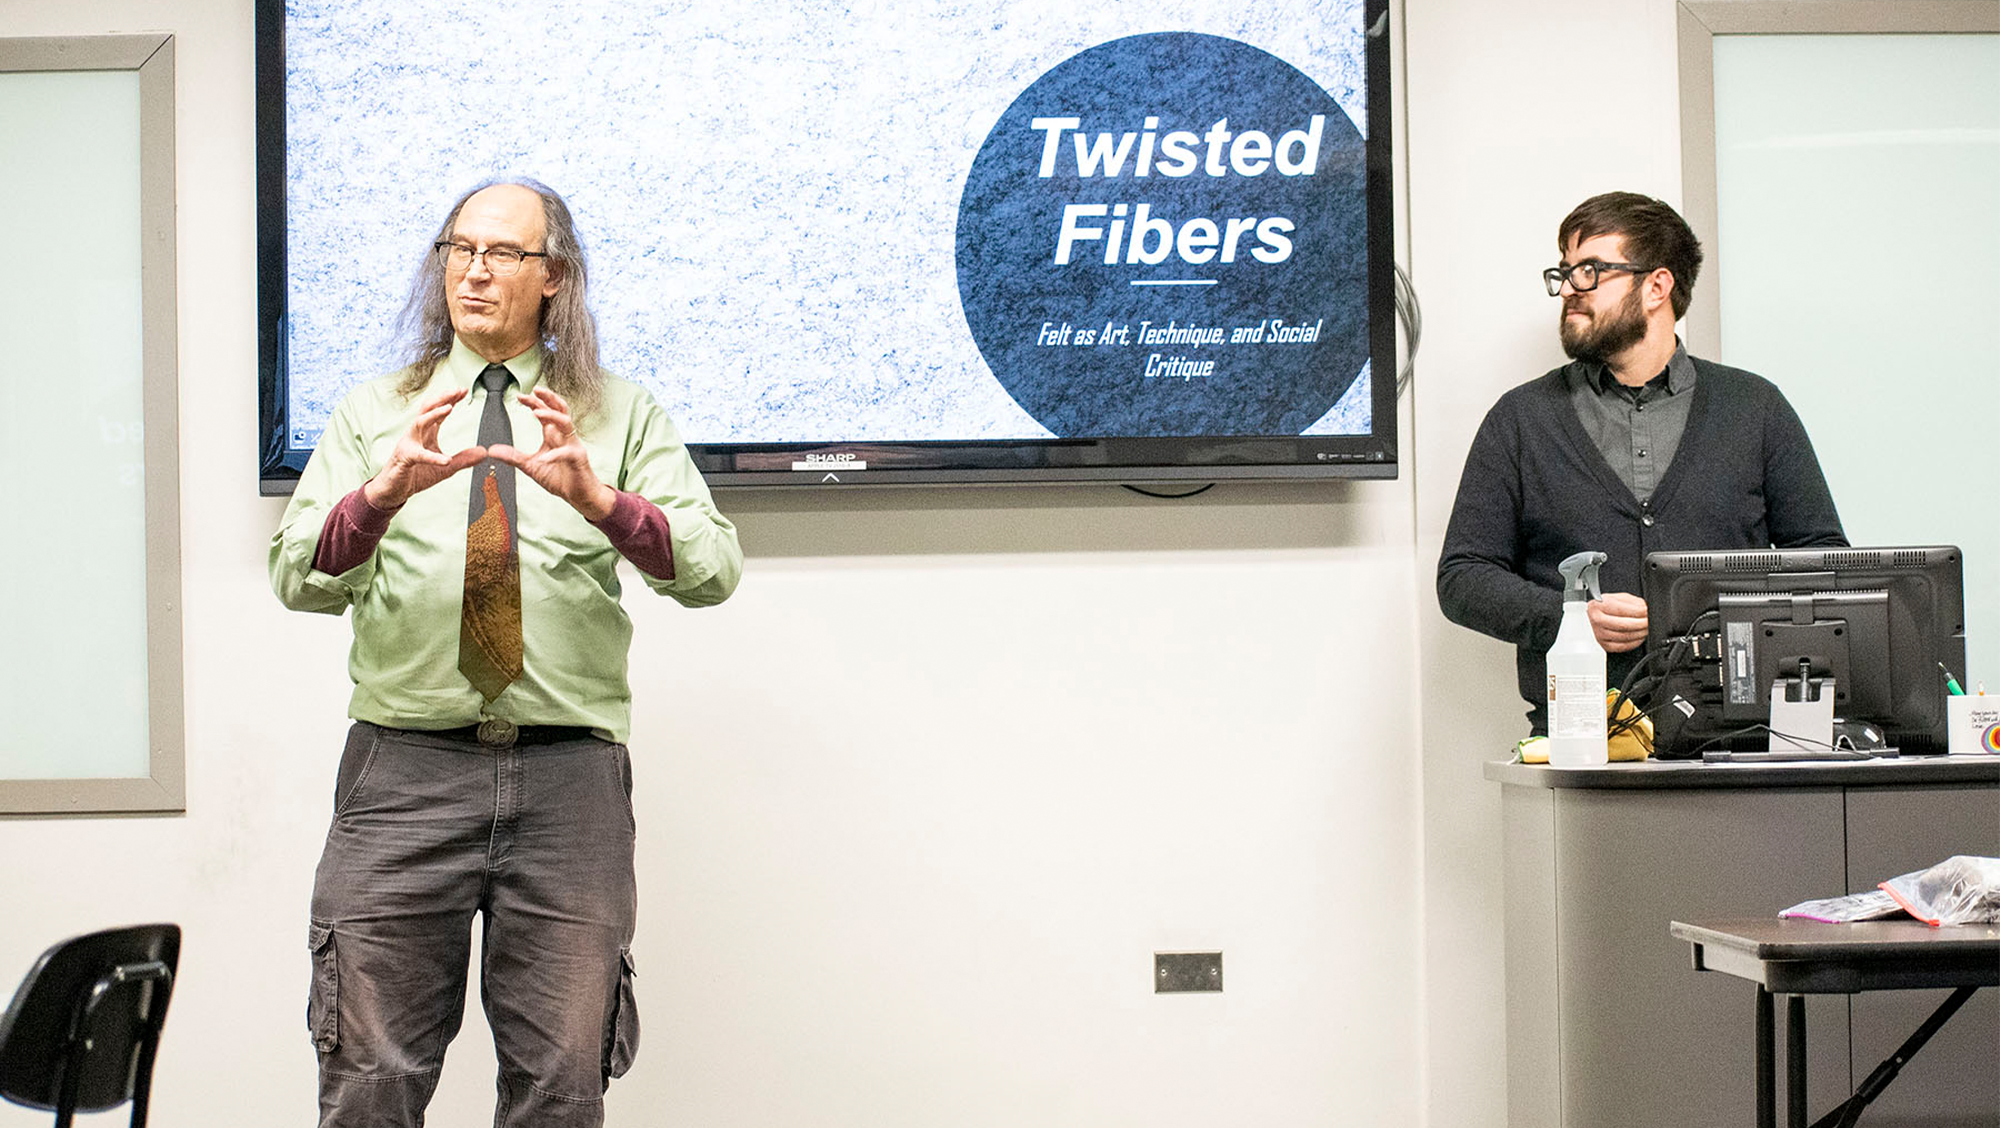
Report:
1435,191,1846,735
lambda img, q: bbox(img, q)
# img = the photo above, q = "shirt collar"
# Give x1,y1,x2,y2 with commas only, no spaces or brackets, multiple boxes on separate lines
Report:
1662,339,1696,394
440,335,546,395
1577,338,1696,397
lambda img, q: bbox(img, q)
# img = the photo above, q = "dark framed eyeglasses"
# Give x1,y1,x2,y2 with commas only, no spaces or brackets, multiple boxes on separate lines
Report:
434,241,549,276
1543,260,1651,296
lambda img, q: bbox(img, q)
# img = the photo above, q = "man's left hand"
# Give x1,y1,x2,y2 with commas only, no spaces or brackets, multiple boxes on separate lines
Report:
488,387,618,521
1588,592,1649,653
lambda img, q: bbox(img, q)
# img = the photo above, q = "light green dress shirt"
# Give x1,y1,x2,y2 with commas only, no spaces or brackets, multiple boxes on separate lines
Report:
270,338,742,742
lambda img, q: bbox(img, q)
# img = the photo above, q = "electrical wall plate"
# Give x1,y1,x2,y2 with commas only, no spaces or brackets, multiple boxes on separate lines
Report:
1155,951,1223,993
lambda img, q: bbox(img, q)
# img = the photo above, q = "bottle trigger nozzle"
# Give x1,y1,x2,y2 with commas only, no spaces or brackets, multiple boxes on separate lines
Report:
1557,551,1608,603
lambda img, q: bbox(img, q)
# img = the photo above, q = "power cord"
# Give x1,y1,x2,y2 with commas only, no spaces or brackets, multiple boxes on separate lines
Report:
1691,723,1843,757
1113,259,1422,496
1121,483,1217,499
1612,612,1721,742
1393,261,1421,397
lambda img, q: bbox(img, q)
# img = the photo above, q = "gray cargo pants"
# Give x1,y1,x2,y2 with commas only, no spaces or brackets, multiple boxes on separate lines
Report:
308,722,640,1127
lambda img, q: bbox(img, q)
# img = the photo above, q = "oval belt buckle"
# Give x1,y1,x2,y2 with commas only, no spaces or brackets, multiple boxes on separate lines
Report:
476,719,518,748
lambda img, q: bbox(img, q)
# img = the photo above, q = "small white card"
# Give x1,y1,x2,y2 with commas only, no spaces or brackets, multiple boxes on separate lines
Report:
1946,695,2000,753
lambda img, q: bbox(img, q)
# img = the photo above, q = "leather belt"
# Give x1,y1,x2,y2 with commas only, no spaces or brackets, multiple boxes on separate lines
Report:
421,721,598,749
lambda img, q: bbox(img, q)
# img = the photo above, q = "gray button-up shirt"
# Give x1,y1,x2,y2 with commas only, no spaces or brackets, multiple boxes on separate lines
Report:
1563,341,1698,503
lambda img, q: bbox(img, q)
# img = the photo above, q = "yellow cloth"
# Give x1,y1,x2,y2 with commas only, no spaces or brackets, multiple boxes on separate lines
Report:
1516,691,1653,762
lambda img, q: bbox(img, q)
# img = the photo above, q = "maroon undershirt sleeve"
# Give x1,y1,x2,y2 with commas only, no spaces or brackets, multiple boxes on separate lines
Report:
311,488,397,575
309,486,676,581
590,489,677,581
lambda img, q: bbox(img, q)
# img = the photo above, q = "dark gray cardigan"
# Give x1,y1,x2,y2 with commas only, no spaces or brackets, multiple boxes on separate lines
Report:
1437,356,1847,734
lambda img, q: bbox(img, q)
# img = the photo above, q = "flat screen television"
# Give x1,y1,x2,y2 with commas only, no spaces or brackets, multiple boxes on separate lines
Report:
1641,545,1967,757
256,0,1397,492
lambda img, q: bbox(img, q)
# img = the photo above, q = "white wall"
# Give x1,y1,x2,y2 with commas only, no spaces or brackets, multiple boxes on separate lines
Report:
1405,0,1697,1122
1,2,1438,1126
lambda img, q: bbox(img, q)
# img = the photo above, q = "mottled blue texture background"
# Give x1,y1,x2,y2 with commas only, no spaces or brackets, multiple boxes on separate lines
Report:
957,33,1368,437
285,0,1368,447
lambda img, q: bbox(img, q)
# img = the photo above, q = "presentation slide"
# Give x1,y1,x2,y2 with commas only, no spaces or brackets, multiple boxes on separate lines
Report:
280,0,1370,456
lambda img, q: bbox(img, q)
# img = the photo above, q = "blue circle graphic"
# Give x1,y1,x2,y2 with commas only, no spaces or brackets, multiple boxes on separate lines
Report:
956,33,1368,438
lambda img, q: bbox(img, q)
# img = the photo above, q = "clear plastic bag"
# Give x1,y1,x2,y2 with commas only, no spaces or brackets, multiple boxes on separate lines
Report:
1880,855,2000,926
1779,856,2000,925
1779,889,1904,923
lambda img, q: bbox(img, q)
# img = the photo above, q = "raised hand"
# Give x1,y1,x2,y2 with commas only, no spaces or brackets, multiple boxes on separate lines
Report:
363,388,488,509
487,386,618,520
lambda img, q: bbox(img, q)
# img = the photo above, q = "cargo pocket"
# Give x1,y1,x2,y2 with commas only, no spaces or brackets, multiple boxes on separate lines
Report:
604,947,639,1080
307,920,340,1053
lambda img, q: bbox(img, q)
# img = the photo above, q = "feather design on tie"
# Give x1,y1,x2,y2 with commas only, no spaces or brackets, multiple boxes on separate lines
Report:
460,467,523,699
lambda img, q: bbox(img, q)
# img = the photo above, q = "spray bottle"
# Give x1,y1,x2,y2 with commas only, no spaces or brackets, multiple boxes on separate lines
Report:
1546,551,1609,767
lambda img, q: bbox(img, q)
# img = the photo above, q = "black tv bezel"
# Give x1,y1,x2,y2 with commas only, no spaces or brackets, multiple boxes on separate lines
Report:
254,0,1397,495
1641,545,1968,756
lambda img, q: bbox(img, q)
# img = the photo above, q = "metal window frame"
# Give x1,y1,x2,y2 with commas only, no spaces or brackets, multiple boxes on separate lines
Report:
0,35,184,815
1676,1,2000,357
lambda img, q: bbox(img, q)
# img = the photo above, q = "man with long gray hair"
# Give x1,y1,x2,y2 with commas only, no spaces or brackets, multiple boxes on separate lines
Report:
271,179,741,1127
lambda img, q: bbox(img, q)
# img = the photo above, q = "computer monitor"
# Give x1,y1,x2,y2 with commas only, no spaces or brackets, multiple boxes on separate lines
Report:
1640,545,1967,757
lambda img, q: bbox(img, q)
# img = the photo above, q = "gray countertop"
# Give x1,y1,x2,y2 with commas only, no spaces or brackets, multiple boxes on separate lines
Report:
1484,753,2000,790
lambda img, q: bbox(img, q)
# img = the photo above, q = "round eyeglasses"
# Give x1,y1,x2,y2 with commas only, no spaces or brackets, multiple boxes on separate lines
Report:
1543,261,1650,296
435,242,550,276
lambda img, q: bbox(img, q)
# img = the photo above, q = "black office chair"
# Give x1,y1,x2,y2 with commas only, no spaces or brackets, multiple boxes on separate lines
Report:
0,924,180,1128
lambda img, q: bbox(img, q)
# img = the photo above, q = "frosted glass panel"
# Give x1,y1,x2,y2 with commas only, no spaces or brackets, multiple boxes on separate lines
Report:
1714,32,2000,691
0,70,150,778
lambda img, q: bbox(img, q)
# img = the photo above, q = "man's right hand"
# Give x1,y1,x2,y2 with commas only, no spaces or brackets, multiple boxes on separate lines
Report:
362,388,487,510
1588,591,1650,653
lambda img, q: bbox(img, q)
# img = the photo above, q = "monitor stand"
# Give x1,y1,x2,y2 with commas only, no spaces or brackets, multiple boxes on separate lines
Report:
1767,672,1836,753
1700,672,1877,762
